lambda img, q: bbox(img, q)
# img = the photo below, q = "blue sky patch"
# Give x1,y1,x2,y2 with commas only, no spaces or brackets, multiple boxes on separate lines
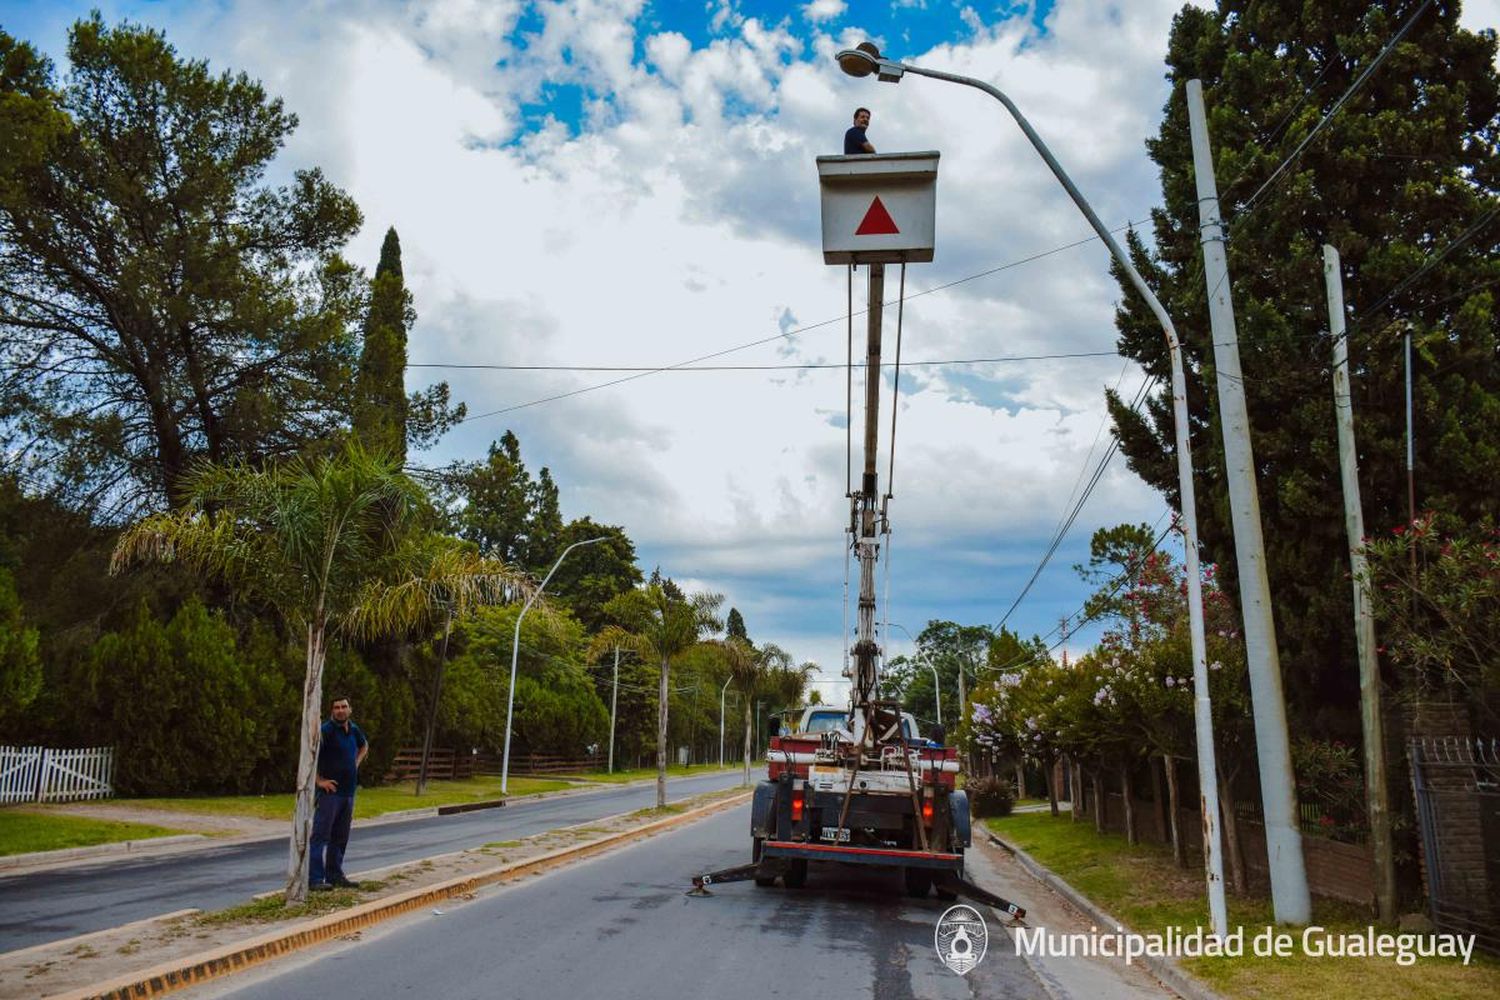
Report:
498,0,1054,138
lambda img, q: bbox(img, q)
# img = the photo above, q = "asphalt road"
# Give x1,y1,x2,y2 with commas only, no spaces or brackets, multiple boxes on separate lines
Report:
0,770,745,952
191,804,1058,1000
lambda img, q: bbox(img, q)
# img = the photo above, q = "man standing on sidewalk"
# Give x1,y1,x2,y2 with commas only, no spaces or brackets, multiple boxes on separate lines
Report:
310,695,368,891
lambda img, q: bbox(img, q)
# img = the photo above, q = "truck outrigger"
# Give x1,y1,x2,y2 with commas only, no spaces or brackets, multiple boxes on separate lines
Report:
688,151,1023,921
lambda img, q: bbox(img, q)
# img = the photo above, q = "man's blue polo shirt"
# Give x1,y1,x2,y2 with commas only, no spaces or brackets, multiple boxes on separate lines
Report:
317,719,367,799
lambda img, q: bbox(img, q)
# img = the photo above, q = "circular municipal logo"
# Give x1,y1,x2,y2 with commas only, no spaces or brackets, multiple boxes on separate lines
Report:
934,903,988,975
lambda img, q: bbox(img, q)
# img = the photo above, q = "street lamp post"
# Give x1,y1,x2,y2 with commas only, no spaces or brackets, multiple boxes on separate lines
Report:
500,537,606,795
835,42,1228,939
891,623,941,727
719,675,733,768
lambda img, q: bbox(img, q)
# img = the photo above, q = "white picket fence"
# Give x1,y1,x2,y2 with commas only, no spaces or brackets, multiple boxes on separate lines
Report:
0,745,116,804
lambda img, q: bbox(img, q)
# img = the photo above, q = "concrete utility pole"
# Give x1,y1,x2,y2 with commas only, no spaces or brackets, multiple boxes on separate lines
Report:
1323,244,1398,923
956,653,967,725
608,647,619,774
1188,79,1310,923
1404,329,1418,607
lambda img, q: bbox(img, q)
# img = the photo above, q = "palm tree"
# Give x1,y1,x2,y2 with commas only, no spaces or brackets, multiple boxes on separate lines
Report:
717,641,814,785
111,446,529,903
592,583,721,807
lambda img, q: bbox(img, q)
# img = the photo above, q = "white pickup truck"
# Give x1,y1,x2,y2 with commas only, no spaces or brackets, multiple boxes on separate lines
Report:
792,705,929,744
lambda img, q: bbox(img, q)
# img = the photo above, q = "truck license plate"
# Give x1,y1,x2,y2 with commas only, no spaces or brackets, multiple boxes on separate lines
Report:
820,826,851,842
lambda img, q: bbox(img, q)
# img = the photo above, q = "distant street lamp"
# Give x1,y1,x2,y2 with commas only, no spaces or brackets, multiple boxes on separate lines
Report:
836,41,1229,939
500,537,606,795
891,622,941,727
719,675,734,767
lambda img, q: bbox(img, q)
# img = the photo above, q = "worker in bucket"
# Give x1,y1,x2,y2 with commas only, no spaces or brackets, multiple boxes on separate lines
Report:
844,107,875,154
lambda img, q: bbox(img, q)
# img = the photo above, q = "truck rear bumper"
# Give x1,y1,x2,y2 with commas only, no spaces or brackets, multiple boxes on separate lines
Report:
761,840,963,870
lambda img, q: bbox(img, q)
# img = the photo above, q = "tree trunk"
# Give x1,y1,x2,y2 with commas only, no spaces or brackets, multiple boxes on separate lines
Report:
416,612,452,797
743,696,753,786
1217,761,1248,894
1014,759,1026,800
1121,758,1137,845
1164,755,1185,867
1071,759,1083,823
1046,755,1059,817
286,618,328,903
1092,768,1105,834
657,655,669,809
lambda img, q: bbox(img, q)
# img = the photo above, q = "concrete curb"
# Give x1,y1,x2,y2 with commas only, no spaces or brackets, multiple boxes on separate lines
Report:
48,790,753,1000
986,831,1224,1000
0,770,742,879
0,835,209,872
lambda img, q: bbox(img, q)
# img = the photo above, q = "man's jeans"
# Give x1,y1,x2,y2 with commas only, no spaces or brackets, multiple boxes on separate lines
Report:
310,792,355,885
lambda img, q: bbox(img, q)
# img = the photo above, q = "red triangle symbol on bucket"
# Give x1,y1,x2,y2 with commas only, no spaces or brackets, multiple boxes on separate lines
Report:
855,196,900,236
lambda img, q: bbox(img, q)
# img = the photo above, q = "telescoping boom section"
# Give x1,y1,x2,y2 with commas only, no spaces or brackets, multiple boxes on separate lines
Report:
687,149,1022,919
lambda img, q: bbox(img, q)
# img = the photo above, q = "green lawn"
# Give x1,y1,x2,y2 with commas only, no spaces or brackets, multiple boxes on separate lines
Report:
0,809,188,856
547,763,744,784
123,775,575,822
986,812,1499,1000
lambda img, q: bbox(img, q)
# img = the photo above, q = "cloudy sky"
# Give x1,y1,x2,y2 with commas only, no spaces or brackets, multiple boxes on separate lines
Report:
7,0,1496,700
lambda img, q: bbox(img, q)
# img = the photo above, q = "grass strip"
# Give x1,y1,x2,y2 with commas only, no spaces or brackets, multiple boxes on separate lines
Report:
986,811,1499,1000
0,810,187,856
544,763,742,784
118,775,573,822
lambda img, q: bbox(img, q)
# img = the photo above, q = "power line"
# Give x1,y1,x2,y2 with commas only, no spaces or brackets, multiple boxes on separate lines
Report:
444,222,1141,427
984,512,1177,674
408,350,1119,373
991,373,1158,633
1237,0,1438,216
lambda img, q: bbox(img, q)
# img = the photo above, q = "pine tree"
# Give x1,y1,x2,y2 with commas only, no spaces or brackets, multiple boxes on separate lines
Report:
1108,0,1499,730
524,467,563,572
353,227,412,465
726,607,749,644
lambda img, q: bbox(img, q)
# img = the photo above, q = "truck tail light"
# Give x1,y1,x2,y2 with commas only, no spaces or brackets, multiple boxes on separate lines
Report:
791,789,804,822
922,799,933,823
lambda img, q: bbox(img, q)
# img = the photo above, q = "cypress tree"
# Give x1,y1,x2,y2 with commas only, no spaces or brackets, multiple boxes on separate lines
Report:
353,227,412,465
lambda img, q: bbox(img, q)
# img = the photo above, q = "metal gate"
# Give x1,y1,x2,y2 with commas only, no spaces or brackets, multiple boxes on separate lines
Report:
1410,737,1500,955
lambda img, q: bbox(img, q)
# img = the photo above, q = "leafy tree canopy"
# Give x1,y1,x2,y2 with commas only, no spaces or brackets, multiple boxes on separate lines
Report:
1108,0,1499,727
0,16,368,512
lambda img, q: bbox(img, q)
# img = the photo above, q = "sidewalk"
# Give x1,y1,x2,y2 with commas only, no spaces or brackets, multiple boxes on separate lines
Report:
979,827,1217,1000
970,826,1188,1000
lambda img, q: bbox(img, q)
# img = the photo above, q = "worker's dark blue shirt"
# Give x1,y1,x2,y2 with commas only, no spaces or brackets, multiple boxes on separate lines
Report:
317,719,367,799
844,125,869,154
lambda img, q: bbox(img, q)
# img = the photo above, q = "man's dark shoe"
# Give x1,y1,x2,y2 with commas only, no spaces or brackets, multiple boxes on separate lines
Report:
309,882,334,892
330,877,358,889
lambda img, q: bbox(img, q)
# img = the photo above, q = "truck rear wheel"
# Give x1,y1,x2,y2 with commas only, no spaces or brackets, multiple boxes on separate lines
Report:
934,854,962,900
783,858,808,889
752,837,776,887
